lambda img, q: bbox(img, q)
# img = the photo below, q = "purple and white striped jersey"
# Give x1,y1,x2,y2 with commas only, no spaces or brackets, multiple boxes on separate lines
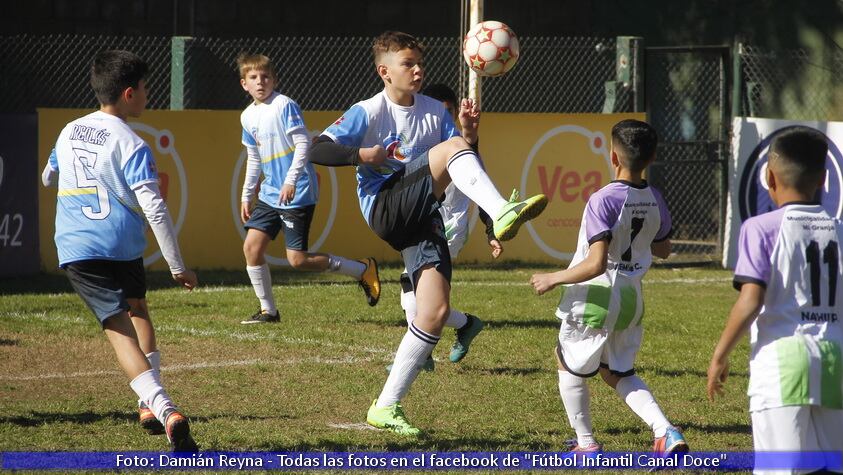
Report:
734,202,843,411
556,180,672,331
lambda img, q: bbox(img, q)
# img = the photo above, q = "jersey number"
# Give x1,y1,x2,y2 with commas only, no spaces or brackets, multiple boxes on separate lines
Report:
806,240,839,307
72,149,111,220
622,217,645,262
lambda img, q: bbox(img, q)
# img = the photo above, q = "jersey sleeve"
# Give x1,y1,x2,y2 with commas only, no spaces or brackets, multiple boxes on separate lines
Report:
322,104,368,147
733,217,773,289
241,127,257,147
282,101,306,134
584,192,618,245
440,110,460,141
48,148,58,170
652,187,673,242
122,145,159,189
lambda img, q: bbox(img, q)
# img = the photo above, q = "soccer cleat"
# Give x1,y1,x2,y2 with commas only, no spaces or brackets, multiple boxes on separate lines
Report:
366,399,420,436
492,190,548,241
653,426,688,456
359,258,381,307
449,313,485,363
386,354,435,373
240,309,280,324
164,410,198,452
566,439,604,453
138,402,164,435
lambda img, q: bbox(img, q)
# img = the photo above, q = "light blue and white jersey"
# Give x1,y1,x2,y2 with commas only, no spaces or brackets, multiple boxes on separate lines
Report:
322,90,459,224
50,111,157,265
240,92,318,209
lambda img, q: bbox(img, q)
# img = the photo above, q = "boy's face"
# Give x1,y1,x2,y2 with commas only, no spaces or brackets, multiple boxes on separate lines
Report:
126,79,148,118
241,68,276,103
379,48,424,95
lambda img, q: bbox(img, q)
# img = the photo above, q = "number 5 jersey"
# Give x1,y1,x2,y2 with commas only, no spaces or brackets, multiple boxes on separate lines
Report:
734,202,843,411
556,180,672,332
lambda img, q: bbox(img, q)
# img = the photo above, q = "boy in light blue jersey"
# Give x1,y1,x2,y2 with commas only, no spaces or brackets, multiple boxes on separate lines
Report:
309,31,548,435
709,127,843,474
236,53,380,325
530,119,687,455
41,50,197,451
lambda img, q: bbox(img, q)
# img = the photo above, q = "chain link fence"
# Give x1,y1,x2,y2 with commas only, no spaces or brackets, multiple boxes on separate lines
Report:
0,35,172,112
739,44,843,121
646,47,729,262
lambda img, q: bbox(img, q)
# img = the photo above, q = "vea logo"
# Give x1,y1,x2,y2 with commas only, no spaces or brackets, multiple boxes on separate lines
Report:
522,125,612,260
738,126,843,221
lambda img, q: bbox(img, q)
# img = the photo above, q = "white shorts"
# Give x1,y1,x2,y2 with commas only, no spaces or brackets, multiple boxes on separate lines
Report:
556,317,643,377
751,405,843,475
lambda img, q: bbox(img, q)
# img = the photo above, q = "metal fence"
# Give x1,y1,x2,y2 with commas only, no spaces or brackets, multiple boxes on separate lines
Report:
738,44,843,121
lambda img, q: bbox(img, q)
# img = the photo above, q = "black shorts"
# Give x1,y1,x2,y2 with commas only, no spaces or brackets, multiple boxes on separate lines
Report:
244,201,315,251
63,258,146,326
370,153,452,288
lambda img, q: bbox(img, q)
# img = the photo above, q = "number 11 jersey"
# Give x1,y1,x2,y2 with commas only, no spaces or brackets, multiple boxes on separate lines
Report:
734,202,843,411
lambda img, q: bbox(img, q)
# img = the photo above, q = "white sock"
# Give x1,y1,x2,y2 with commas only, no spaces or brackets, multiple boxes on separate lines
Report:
558,370,595,447
446,309,468,329
246,264,276,313
446,150,507,218
376,323,439,407
401,289,417,325
328,255,367,278
615,375,671,438
130,369,176,424
139,351,162,407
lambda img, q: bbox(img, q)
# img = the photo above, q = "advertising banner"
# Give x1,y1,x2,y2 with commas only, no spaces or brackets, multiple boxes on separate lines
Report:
724,117,843,268
0,114,39,277
38,110,643,271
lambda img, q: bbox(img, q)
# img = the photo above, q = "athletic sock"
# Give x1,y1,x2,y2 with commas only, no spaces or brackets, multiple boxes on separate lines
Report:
615,375,671,438
130,369,176,425
446,150,507,218
139,351,162,407
376,323,439,407
246,264,276,313
327,255,367,278
558,370,596,447
446,309,468,329
400,289,417,325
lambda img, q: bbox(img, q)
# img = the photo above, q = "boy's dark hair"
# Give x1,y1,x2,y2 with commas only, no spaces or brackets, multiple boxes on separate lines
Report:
372,31,424,64
769,126,828,194
90,50,149,106
611,119,658,172
421,83,457,105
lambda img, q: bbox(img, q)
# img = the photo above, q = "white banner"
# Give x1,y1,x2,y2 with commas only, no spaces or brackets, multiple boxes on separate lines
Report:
723,117,843,268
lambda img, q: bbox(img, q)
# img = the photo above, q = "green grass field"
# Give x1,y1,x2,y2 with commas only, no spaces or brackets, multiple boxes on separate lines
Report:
0,263,752,473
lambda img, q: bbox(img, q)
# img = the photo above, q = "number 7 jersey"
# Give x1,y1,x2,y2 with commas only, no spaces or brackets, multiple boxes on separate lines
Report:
734,202,843,411
556,180,672,331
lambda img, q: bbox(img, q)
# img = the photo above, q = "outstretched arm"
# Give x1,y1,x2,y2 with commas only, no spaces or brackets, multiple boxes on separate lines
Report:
308,135,386,167
707,283,764,400
530,239,608,295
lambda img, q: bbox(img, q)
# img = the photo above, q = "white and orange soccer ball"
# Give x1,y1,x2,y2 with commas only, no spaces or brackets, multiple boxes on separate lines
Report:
462,20,520,77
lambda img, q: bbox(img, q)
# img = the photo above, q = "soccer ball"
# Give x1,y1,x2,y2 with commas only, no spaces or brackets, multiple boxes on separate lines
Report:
462,21,520,77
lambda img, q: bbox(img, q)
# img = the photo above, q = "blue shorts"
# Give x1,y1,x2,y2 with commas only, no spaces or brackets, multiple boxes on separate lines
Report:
370,153,452,289
63,258,146,326
244,201,315,251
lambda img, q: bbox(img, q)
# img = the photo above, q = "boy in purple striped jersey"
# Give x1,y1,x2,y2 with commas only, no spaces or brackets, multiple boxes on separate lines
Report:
709,127,842,473
531,119,688,454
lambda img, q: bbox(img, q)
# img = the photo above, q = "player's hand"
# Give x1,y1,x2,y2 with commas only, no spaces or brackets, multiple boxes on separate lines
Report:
488,239,503,259
359,145,387,166
706,358,730,401
172,269,198,290
530,272,558,295
279,184,296,205
459,98,480,142
240,201,253,223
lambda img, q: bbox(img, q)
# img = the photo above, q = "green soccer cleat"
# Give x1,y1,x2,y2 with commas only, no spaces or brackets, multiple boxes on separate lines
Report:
449,313,485,363
493,190,548,241
366,399,420,436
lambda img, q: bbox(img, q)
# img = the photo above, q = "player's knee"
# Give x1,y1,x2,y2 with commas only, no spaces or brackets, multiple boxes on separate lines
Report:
286,250,307,268
445,136,470,153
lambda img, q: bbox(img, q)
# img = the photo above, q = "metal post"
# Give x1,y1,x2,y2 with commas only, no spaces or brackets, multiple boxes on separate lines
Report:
170,37,190,110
